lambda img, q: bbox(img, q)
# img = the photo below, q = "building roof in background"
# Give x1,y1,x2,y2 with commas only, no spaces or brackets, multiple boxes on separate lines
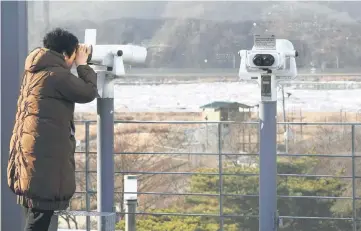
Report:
200,101,256,109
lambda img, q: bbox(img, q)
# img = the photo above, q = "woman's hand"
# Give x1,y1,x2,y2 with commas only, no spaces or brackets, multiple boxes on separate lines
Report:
75,44,89,66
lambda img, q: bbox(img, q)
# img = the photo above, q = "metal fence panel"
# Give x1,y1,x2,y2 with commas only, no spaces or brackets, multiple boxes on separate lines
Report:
64,120,361,231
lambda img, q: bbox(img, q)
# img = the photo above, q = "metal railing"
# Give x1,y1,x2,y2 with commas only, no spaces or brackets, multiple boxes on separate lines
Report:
68,120,361,230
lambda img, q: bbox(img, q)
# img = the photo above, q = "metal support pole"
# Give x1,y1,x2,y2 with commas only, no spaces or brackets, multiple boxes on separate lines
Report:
351,125,356,231
281,86,286,131
125,199,137,231
97,71,115,231
218,123,224,231
285,123,289,154
259,101,277,231
281,86,289,153
1,2,28,231
85,122,91,231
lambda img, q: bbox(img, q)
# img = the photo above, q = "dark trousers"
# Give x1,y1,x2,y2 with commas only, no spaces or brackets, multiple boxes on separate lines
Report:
23,207,54,231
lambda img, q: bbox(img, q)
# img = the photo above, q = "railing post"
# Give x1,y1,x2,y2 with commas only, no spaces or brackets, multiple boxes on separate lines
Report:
218,123,224,231
352,125,356,231
124,175,138,231
125,200,137,231
85,121,91,231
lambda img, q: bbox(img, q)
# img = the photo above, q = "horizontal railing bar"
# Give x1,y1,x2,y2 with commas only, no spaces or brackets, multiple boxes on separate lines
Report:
116,152,356,158
75,151,360,158
278,174,355,178
114,211,256,218
278,195,352,199
74,191,352,200
116,120,258,125
75,170,358,178
277,153,354,158
279,216,353,220
115,152,254,156
120,193,353,200
77,170,258,176
74,121,96,123
278,122,361,126
76,120,258,125
111,211,353,220
74,120,361,126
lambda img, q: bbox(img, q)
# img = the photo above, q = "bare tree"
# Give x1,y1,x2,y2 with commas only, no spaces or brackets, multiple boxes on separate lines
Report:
60,214,79,229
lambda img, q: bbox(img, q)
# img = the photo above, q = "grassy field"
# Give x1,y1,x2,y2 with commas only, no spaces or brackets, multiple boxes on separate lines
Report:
74,110,361,125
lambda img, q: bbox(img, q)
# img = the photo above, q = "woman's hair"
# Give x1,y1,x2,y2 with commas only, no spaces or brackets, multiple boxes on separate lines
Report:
43,28,79,57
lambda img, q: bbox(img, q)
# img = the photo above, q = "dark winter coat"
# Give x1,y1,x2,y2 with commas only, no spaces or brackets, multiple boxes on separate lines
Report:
7,47,97,210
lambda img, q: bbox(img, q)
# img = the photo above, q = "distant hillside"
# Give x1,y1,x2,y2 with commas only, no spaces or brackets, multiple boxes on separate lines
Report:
28,1,361,22
27,1,361,69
